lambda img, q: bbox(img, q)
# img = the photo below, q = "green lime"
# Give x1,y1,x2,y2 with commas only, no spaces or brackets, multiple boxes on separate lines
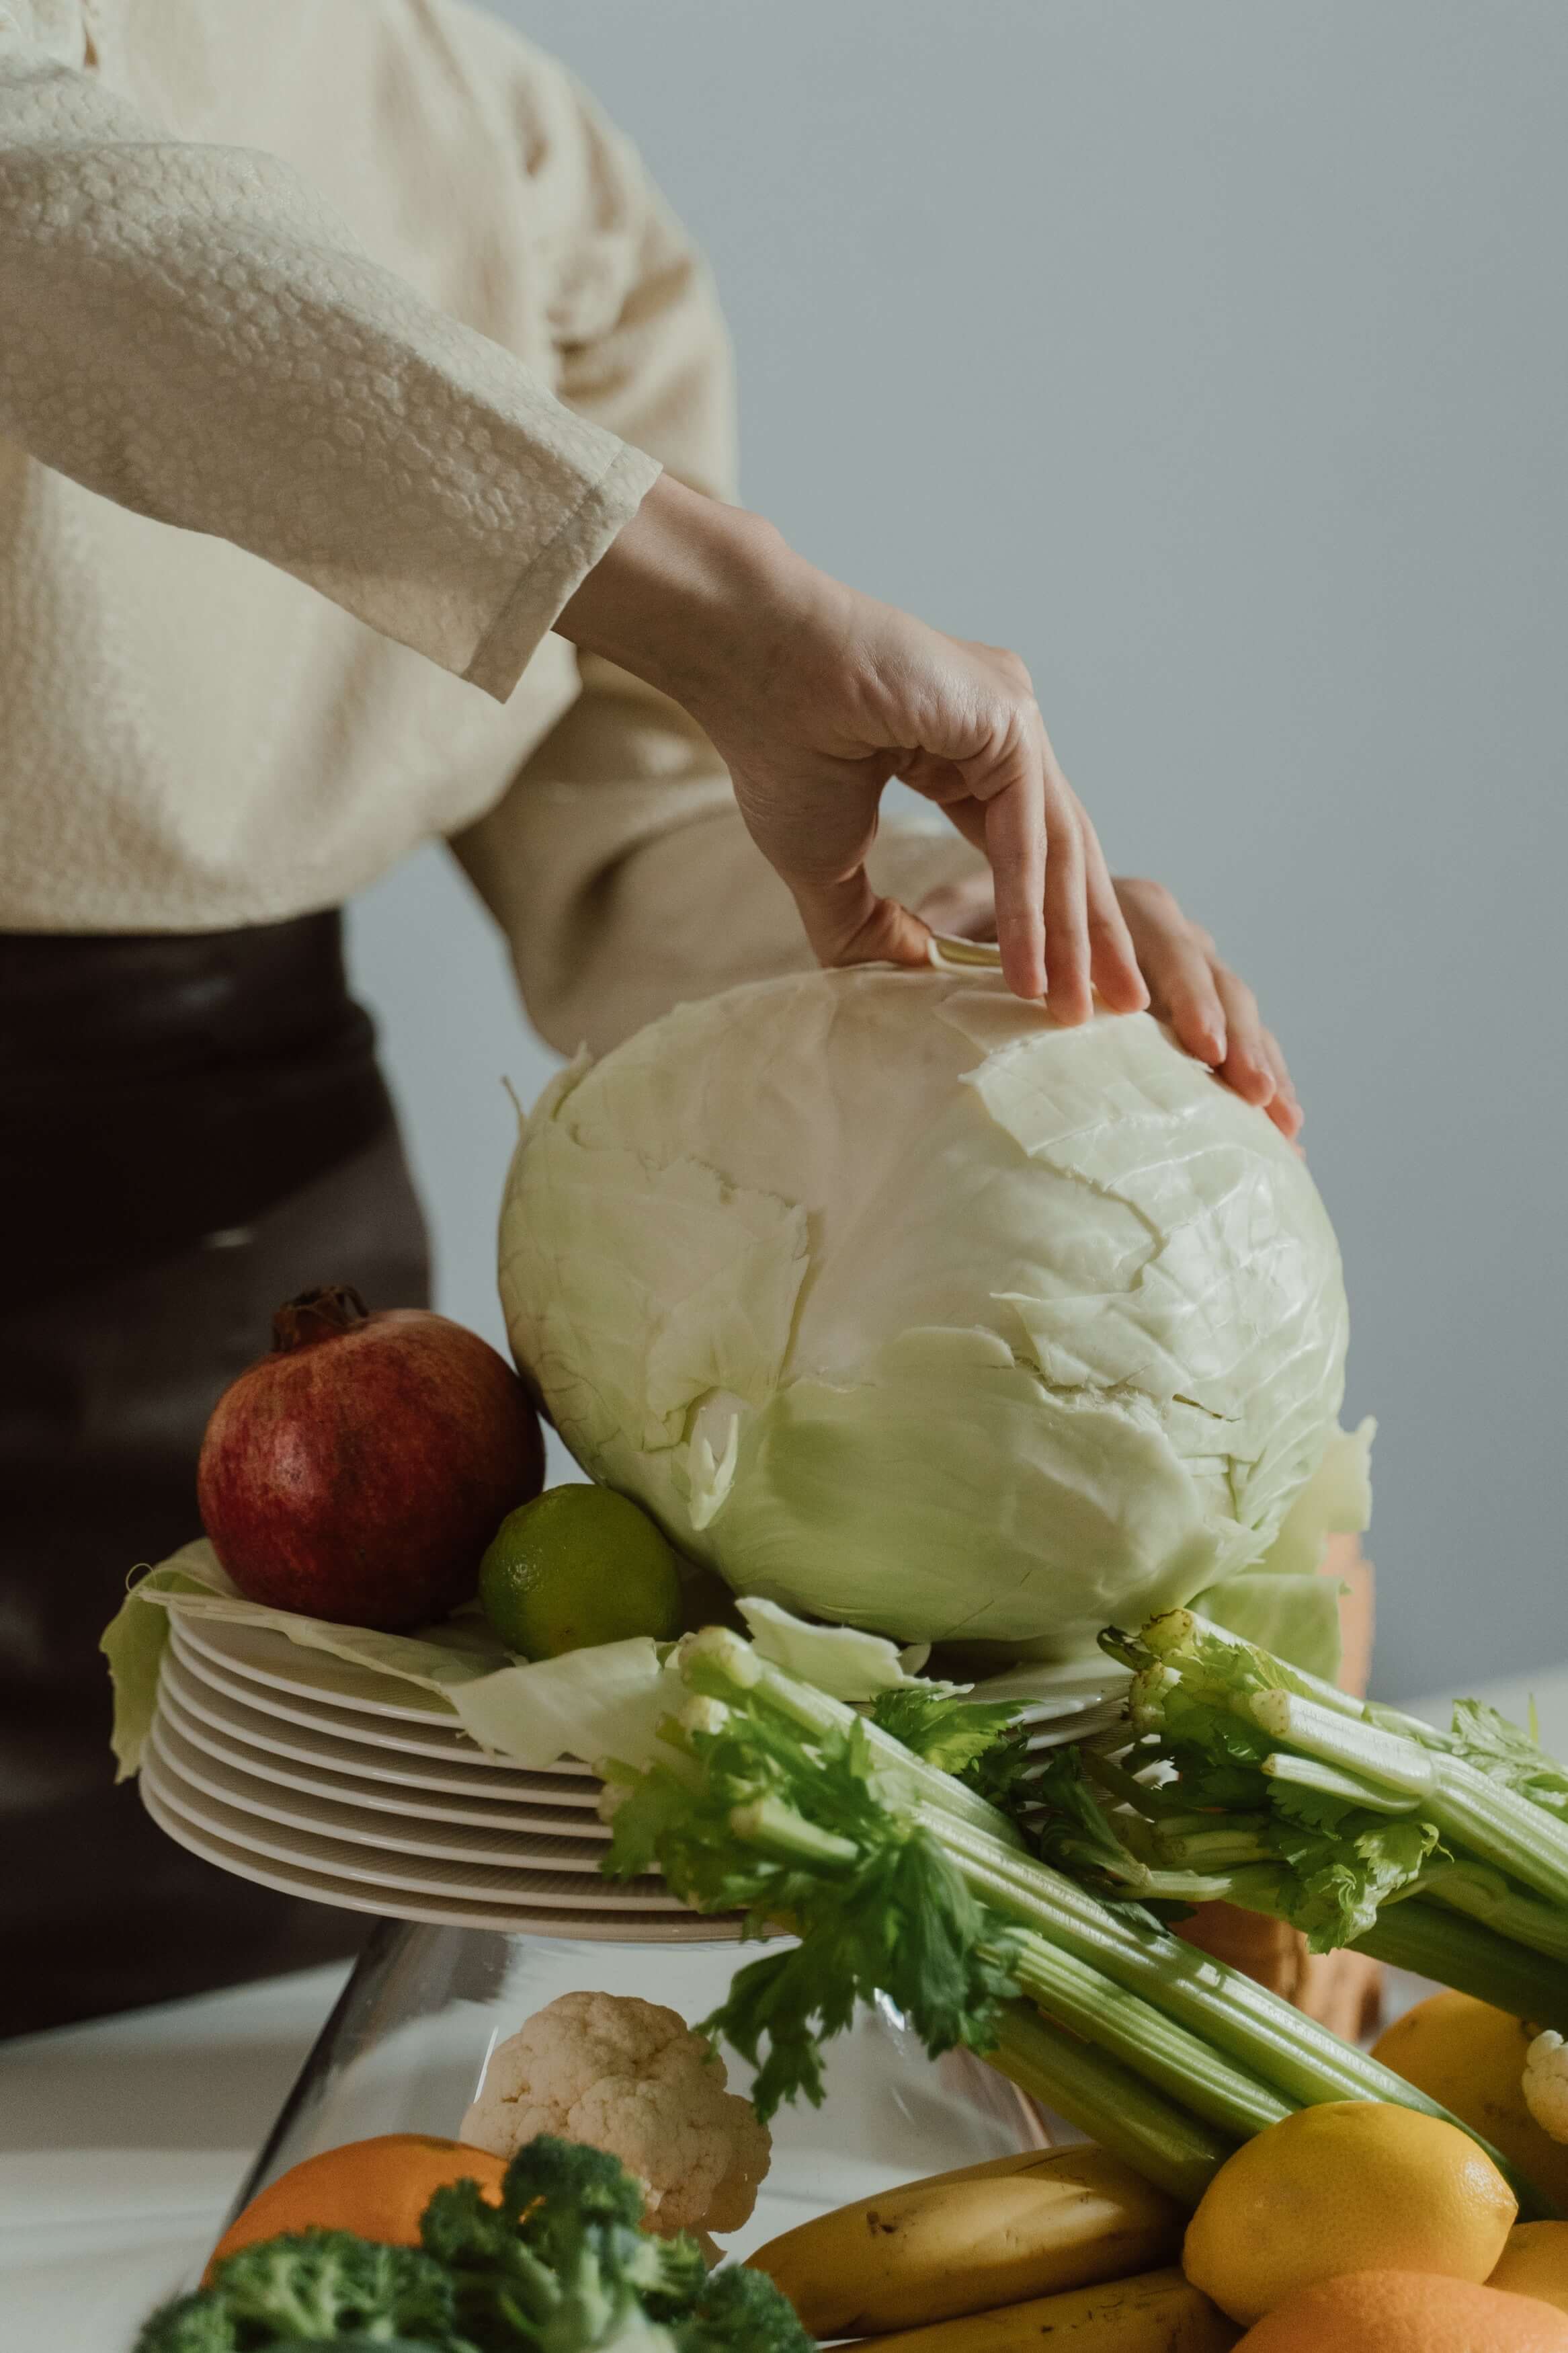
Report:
478,1484,684,1660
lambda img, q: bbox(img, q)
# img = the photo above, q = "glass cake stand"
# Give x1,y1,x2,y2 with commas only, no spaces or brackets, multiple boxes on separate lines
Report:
138,1603,1053,2267
226,1918,1048,2262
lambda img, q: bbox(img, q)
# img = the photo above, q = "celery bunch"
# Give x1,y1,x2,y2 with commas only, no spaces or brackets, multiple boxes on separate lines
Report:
601,1627,1549,2215
1016,1609,1568,2028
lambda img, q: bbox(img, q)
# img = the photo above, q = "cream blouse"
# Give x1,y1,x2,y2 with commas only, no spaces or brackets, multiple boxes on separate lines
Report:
0,0,971,1051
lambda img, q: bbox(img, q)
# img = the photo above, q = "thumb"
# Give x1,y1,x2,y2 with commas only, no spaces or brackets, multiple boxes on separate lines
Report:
791,871,932,971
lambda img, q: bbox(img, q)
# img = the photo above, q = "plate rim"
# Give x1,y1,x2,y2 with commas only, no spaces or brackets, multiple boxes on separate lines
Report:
142,1742,680,1909
171,1610,486,1724
138,1768,733,1942
159,1648,602,1805
167,1622,595,1778
157,1678,612,1839
149,1714,615,1869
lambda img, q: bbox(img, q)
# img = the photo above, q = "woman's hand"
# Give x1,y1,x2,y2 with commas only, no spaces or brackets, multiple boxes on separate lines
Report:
921,866,1303,1140
559,477,1296,1133
558,478,1147,1021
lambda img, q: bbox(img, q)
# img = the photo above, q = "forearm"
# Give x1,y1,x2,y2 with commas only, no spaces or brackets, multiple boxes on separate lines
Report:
557,477,820,717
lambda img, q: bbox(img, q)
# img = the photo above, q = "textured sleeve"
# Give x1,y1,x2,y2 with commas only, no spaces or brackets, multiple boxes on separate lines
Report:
0,5,659,699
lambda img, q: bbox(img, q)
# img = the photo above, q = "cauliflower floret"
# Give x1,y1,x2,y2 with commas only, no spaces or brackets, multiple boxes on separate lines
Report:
1524,2029,1568,2143
461,1989,771,2236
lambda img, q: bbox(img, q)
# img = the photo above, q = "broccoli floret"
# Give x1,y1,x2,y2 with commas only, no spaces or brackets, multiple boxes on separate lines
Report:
133,2140,807,2352
504,2136,647,2234
133,2291,239,2353
220,2231,460,2344
132,2229,462,2352
422,2136,706,2348
677,2266,813,2353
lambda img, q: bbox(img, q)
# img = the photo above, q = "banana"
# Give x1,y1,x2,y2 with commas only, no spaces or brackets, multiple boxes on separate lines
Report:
838,2266,1239,2352
749,2146,1184,2337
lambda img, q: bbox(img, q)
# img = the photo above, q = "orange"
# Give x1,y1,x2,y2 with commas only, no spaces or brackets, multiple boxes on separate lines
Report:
1236,2267,1568,2350
1372,1990,1568,2209
1182,2100,1517,2323
205,2132,507,2280
1493,2223,1568,2316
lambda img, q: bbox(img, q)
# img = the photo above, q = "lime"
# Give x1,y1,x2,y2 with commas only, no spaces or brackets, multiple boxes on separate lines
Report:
478,1484,684,1659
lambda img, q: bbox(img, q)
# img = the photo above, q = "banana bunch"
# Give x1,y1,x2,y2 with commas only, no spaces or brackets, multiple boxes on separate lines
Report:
749,2147,1237,2350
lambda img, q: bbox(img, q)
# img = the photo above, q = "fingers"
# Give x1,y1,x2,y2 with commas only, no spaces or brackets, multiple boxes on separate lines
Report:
1211,966,1277,1111
1118,877,1305,1132
1260,1027,1303,1140
1211,971,1305,1135
1040,787,1091,1023
983,738,1049,1002
1117,879,1228,1064
792,867,934,973
1025,717,1089,1023
974,713,1100,1020
1079,811,1149,1015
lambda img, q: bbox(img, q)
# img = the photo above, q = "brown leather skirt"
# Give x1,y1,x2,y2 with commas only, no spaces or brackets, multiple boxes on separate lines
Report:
0,914,430,2034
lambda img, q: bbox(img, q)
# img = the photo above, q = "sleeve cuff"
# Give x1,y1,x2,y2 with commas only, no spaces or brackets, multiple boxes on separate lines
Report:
463,442,663,703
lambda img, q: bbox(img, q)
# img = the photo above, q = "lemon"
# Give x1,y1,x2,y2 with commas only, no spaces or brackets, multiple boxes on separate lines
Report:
1372,1991,1568,2210
1182,2100,1518,2325
479,1484,683,1659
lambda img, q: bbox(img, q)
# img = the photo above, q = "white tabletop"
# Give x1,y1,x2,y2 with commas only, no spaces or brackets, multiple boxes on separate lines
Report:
7,1662,1564,2353
0,1963,353,2353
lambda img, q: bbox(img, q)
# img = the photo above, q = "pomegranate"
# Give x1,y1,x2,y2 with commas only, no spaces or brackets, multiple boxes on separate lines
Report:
198,1285,544,1630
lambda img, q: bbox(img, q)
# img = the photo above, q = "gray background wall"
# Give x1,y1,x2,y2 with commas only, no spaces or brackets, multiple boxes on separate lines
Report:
349,1,1568,1702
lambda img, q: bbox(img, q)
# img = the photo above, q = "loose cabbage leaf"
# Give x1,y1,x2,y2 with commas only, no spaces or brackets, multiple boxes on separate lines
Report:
736,1593,929,1698
101,1556,212,1779
105,1539,688,1781
450,1638,679,1774
104,1540,517,1777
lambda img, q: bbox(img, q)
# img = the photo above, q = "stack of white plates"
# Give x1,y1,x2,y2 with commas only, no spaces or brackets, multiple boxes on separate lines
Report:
140,1615,740,1942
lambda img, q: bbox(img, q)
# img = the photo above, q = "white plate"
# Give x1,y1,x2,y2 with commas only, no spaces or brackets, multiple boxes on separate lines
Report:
171,1612,487,1722
167,1622,594,1778
157,1680,612,1841
141,1741,679,1910
148,1717,614,1870
138,1767,733,1942
159,1648,603,1810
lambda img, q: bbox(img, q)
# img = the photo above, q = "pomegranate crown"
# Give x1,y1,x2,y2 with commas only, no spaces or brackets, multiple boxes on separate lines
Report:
271,1283,370,1353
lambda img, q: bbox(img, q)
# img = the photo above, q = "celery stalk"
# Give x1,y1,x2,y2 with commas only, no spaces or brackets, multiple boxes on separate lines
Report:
986,2005,1234,2208
1352,1902,1568,2029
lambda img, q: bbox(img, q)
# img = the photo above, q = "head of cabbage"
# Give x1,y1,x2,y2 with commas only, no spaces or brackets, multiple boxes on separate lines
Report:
499,967,1349,1661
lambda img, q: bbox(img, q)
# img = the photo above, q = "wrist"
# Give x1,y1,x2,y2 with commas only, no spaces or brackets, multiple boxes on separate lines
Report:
556,475,804,711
